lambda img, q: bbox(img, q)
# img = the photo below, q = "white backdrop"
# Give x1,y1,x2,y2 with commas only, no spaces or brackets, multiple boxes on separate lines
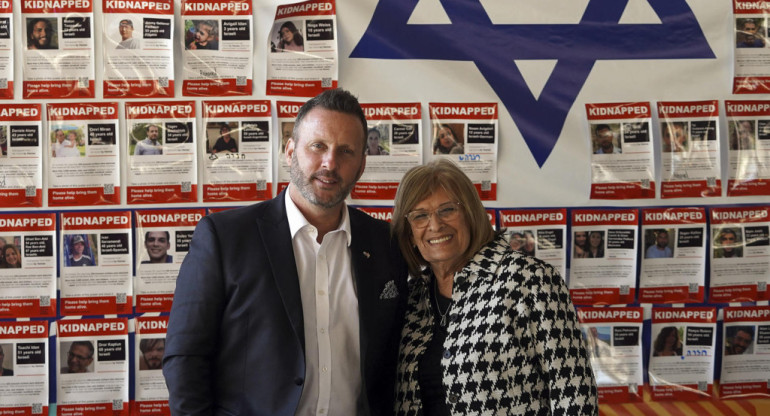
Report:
6,1,759,210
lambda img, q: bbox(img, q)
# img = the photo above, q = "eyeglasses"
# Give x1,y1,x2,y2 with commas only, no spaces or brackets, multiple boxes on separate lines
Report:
406,202,462,228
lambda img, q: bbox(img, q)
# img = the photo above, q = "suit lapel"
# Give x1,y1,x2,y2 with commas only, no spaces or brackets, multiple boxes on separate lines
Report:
349,209,381,365
256,191,305,351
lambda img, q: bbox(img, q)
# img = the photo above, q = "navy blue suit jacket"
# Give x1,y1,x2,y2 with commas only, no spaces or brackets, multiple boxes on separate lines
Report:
163,192,407,415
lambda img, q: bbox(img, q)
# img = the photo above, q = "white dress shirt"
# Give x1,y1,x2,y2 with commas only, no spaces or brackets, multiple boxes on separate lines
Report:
286,189,362,416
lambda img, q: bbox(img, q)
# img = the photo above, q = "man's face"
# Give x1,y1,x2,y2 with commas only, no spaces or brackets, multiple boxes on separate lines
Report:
597,128,613,149
30,20,52,49
744,22,758,34
220,127,231,141
656,232,668,248
731,330,753,354
142,341,164,370
119,21,133,40
73,242,84,256
145,232,170,263
195,24,214,45
720,232,736,252
147,126,159,141
286,108,366,209
67,344,93,373
55,130,65,143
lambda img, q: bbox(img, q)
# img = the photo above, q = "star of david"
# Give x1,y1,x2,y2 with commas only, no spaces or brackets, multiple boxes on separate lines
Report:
351,0,715,167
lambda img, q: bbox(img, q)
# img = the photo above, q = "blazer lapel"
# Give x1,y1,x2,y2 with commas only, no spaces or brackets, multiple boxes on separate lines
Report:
349,209,381,364
256,190,305,351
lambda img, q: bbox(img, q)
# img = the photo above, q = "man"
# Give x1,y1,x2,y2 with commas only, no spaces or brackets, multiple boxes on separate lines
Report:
134,124,162,156
139,339,165,370
725,326,754,355
211,124,238,154
737,19,765,48
27,18,54,50
62,341,94,373
68,235,94,266
142,231,172,264
646,229,673,258
714,228,742,258
164,89,407,415
594,124,621,154
52,129,79,157
117,19,140,49
187,20,218,50
0,345,13,376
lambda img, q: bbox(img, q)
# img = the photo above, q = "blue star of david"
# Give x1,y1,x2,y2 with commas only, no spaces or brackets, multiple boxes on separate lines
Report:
351,0,715,167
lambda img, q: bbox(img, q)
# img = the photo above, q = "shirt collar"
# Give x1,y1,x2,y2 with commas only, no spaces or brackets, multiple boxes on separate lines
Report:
285,186,352,246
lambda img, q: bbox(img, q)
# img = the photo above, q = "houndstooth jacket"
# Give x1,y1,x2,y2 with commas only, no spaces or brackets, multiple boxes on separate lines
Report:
394,235,598,415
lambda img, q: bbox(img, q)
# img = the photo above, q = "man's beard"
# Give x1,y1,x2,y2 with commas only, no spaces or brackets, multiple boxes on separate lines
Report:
290,152,356,209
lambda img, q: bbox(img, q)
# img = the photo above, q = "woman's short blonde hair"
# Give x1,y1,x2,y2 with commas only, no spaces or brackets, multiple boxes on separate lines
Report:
392,159,496,277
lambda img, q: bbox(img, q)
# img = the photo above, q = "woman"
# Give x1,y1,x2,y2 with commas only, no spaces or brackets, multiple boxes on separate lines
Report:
277,21,304,52
574,231,589,258
653,327,683,357
432,124,464,154
1,244,21,268
392,159,597,415
587,231,604,258
366,128,389,155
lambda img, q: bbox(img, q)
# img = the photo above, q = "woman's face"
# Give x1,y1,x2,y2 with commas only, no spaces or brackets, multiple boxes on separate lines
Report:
4,247,18,266
438,127,455,148
575,232,587,246
590,232,602,248
410,188,470,274
281,27,294,43
665,330,677,347
367,131,380,152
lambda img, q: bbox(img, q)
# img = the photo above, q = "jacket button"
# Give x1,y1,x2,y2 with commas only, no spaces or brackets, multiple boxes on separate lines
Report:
448,393,459,403
294,377,304,386
442,349,451,359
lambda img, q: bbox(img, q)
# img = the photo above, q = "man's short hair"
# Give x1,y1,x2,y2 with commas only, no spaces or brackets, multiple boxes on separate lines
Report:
146,124,159,133
70,341,94,357
729,326,754,339
139,338,164,353
294,89,368,148
120,19,133,28
720,228,737,239
145,231,170,242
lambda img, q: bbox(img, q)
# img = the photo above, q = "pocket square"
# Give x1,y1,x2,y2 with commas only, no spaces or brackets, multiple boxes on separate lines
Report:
379,280,399,300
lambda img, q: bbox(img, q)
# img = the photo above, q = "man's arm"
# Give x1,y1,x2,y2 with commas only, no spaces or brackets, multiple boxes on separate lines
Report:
163,217,225,416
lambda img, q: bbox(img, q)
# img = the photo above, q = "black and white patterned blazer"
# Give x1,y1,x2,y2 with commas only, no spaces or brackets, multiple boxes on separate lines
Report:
395,235,598,415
